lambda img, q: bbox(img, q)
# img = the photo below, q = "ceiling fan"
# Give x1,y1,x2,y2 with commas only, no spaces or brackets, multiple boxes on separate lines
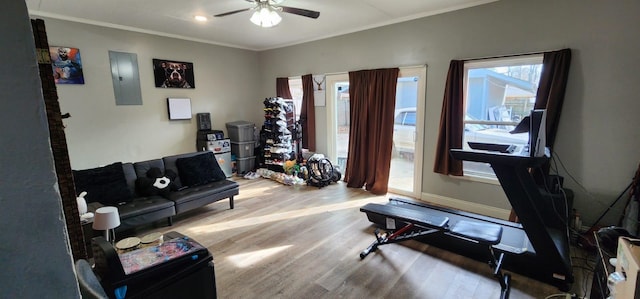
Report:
214,0,320,28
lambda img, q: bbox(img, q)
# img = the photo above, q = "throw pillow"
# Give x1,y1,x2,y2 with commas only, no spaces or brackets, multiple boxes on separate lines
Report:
135,167,178,198
73,162,133,206
175,152,226,187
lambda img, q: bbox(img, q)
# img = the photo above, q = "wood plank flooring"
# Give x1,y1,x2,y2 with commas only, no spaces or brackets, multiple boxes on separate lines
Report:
124,178,592,298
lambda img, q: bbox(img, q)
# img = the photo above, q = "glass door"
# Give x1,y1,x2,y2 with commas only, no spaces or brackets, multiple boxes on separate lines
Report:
389,66,426,197
326,74,350,172
326,66,425,197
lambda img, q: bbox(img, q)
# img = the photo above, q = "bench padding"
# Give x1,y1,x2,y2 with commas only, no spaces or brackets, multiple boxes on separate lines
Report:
360,203,449,229
450,220,503,245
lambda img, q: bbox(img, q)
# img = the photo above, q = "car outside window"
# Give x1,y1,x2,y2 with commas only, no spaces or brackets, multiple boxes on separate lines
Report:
403,111,416,126
393,108,417,157
394,113,405,125
463,55,543,178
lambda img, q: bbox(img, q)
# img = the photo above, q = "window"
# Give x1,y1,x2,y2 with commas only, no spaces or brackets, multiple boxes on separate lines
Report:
394,110,416,126
463,55,543,178
287,77,303,121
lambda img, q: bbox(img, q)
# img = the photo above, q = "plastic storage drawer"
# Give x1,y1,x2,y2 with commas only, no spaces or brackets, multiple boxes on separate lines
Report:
236,156,256,175
226,121,255,142
231,141,254,158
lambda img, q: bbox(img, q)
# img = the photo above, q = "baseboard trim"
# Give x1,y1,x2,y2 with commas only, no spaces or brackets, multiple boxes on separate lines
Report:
420,192,511,220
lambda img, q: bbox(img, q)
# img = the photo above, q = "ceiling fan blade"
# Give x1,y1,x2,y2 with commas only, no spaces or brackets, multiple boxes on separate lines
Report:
214,8,252,17
280,6,320,19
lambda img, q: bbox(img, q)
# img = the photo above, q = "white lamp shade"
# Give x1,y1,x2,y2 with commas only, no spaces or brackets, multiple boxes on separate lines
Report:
250,7,281,28
92,206,121,230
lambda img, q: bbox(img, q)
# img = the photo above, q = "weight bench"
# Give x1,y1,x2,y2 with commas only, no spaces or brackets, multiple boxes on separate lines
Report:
360,203,511,299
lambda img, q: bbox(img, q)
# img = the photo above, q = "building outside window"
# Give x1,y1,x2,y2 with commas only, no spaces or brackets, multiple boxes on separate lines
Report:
463,55,543,178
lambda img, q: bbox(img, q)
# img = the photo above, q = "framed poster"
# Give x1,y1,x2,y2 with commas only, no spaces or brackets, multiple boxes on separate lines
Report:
50,46,85,84
153,59,195,88
167,98,192,120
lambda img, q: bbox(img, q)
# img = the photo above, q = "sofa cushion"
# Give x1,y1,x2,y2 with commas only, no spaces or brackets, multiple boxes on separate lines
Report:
122,162,137,196
73,162,132,205
114,197,176,231
116,196,175,219
133,159,165,180
166,179,239,214
163,152,206,188
167,179,238,203
175,152,226,187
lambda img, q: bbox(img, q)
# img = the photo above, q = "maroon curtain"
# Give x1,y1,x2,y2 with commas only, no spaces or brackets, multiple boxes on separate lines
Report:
301,74,316,151
433,60,464,176
433,50,571,176
534,49,571,149
276,77,292,99
344,68,399,195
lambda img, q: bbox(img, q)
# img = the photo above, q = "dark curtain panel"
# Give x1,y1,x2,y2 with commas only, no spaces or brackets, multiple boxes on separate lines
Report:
301,74,316,151
276,77,292,99
534,48,571,149
433,60,465,176
344,68,399,195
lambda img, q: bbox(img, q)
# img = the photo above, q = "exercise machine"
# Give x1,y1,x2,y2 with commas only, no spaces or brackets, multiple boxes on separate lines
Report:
360,148,573,293
360,202,512,299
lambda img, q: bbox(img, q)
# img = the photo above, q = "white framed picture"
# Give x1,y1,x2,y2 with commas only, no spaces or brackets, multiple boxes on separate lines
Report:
167,98,192,120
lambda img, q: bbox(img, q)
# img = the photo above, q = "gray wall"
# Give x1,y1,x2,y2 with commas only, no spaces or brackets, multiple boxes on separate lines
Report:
42,18,262,169
35,0,640,226
4,0,639,294
259,0,640,226
0,1,79,297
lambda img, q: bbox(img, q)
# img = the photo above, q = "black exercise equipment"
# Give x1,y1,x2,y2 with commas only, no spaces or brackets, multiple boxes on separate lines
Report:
360,148,573,293
449,149,572,290
359,203,449,259
360,202,511,299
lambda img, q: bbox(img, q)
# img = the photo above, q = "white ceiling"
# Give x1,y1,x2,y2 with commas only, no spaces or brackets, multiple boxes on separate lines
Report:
26,0,496,51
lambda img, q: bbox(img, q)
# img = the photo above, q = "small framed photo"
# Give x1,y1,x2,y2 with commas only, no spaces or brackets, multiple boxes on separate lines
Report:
167,98,192,120
153,59,195,88
50,46,85,84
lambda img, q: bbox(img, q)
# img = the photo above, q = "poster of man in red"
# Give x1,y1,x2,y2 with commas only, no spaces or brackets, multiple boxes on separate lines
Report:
50,46,85,84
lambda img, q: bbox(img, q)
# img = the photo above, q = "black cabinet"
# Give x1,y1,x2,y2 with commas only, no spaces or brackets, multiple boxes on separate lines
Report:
91,231,216,298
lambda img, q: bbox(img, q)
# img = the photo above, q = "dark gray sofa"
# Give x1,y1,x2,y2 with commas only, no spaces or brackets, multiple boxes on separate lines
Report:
74,151,239,231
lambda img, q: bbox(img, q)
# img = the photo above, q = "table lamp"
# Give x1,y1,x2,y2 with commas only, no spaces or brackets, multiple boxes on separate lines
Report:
93,206,120,243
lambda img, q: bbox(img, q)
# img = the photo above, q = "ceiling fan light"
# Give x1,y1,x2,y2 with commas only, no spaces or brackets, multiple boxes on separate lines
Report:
194,15,208,22
268,10,282,25
250,6,281,28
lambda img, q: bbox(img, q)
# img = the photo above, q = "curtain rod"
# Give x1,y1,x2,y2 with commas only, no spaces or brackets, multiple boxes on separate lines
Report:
296,64,427,78
460,49,559,62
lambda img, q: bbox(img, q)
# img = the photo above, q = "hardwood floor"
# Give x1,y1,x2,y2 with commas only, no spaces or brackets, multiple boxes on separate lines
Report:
126,178,591,298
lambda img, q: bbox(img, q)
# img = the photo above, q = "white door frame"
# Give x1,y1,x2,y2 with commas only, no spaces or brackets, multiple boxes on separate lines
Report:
325,66,426,198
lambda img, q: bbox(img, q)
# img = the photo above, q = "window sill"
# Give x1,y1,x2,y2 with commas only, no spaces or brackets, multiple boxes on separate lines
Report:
454,173,500,185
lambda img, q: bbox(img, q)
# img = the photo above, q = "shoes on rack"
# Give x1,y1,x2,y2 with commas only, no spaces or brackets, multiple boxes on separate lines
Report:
277,127,291,135
275,97,287,107
276,135,292,143
270,146,292,153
